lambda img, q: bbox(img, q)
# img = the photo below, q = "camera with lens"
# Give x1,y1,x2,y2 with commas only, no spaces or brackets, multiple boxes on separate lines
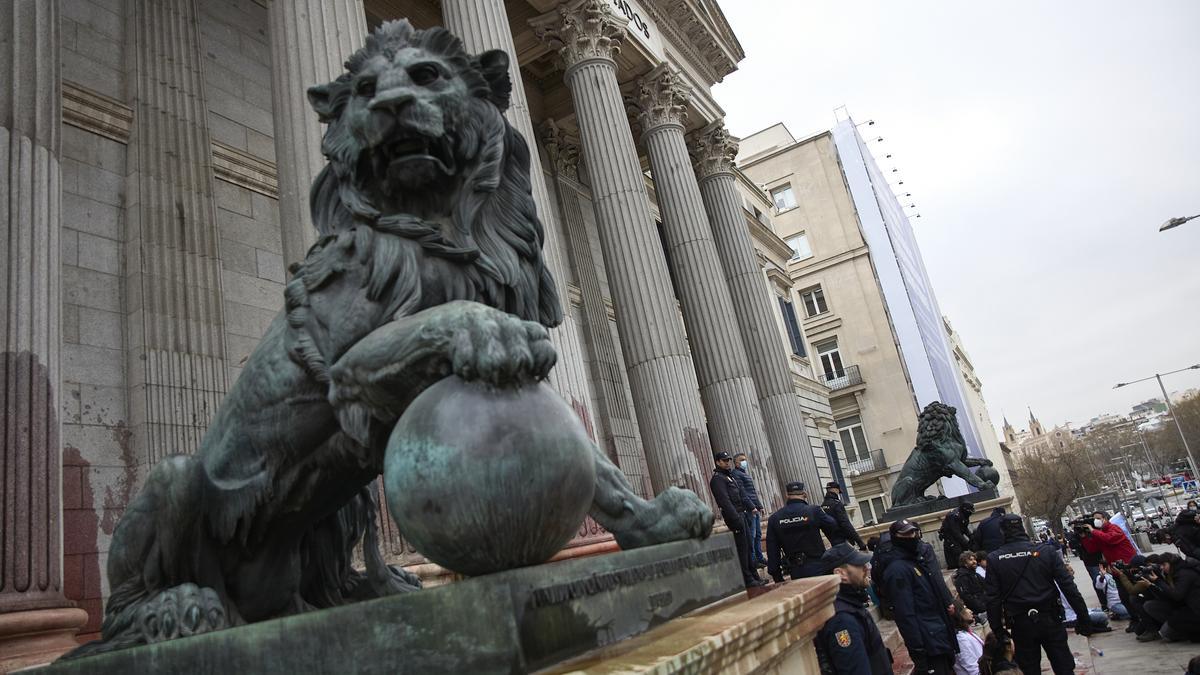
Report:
1069,518,1093,537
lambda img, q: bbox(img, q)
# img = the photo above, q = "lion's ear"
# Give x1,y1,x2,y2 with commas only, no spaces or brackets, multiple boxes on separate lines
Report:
307,80,349,122
475,49,512,111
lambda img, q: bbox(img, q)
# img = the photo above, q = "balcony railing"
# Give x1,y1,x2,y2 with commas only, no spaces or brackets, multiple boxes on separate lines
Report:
821,364,863,391
847,448,887,475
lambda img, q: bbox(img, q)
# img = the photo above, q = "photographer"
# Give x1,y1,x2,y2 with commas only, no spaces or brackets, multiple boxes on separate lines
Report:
1068,520,1107,609
1111,555,1154,636
1140,552,1200,642
1079,511,1136,565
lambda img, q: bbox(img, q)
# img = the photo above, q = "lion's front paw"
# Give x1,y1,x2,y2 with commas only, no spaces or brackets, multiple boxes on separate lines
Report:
443,303,556,386
612,487,715,550
135,583,228,644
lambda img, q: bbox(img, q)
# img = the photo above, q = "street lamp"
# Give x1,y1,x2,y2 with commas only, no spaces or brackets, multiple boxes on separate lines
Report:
1114,364,1200,482
1160,214,1199,232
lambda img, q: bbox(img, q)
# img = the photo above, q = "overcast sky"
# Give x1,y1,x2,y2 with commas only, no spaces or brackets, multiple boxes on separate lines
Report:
713,1,1200,435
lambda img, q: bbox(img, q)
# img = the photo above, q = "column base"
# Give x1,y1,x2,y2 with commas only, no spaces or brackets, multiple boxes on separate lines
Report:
0,607,89,673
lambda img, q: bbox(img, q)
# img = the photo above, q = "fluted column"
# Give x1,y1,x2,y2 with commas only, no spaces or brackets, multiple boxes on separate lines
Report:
632,68,782,509
0,1,89,669
268,0,367,267
126,0,230,467
531,0,714,500
690,122,820,490
441,0,594,430
542,120,651,498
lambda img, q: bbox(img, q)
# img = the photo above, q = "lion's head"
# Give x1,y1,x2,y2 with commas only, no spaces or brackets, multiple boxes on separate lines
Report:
305,20,560,326
915,401,966,455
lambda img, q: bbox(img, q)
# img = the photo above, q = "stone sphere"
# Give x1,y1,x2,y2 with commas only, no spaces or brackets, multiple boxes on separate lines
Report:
383,376,596,576
976,465,1001,487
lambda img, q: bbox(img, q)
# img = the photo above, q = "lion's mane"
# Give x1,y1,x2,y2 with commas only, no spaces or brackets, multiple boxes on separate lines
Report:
284,20,562,384
915,401,965,456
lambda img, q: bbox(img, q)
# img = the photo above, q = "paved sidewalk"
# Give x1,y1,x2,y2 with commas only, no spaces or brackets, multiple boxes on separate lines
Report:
1062,544,1199,674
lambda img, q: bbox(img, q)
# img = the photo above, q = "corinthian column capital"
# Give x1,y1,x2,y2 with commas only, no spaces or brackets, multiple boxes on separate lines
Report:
688,122,740,180
530,0,628,74
630,65,690,135
540,118,582,181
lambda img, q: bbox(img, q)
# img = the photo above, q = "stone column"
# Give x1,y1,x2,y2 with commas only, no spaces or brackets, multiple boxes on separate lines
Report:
690,122,820,490
441,0,594,431
541,120,651,498
632,68,782,508
268,0,367,268
531,0,714,499
0,1,89,669
126,0,230,467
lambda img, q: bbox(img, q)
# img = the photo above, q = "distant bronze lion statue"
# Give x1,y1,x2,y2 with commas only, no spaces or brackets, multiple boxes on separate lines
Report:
890,401,996,506
67,21,712,657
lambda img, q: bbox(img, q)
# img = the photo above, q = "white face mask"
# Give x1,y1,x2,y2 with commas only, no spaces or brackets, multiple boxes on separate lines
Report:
739,460,748,469
1093,519,1103,529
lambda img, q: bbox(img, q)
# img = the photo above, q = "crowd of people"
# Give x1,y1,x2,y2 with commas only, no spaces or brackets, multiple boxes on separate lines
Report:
707,452,1200,674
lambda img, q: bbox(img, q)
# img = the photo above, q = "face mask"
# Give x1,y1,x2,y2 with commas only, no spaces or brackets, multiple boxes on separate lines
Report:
894,537,920,554
1093,519,1103,528
739,460,748,469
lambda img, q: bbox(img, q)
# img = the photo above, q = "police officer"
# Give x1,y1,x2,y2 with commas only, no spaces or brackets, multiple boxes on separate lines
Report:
984,514,1096,675
709,451,764,587
765,481,838,581
816,543,892,674
939,501,975,570
822,481,867,550
883,519,958,675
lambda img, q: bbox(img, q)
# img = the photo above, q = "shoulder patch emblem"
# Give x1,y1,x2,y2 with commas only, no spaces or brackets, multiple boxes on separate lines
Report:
836,629,852,648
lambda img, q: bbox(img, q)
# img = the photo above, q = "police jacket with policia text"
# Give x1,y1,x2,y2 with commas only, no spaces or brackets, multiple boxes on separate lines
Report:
816,585,891,674
765,499,837,581
983,538,1090,637
709,468,749,531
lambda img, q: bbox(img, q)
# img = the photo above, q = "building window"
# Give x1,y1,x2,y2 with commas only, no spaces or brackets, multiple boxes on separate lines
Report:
777,298,806,357
786,233,812,261
771,184,797,211
815,337,845,381
837,414,871,462
861,496,888,526
800,286,828,317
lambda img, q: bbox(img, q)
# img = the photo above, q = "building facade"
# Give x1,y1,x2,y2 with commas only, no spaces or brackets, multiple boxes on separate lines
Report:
737,119,1006,525
0,0,838,654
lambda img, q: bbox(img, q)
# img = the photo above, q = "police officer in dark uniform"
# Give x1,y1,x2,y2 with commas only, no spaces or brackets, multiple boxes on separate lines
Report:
816,543,892,674
882,519,958,675
939,501,975,570
765,481,839,581
709,451,764,587
984,514,1096,675
822,481,866,550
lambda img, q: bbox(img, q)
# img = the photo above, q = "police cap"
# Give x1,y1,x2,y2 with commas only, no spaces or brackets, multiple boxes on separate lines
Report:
785,481,805,494
889,519,919,536
822,543,872,571
714,451,733,461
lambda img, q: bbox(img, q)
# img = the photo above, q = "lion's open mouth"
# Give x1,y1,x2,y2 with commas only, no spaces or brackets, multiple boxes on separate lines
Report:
374,132,456,177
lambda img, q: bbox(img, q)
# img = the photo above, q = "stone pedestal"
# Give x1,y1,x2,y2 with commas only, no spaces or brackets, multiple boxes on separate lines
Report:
1,1,89,670
542,575,841,674
41,536,744,674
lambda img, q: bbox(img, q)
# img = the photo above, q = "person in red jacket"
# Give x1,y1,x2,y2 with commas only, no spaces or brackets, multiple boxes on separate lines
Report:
1081,511,1136,564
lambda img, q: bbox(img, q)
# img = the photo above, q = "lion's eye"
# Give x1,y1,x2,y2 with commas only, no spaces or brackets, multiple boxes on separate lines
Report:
408,64,440,87
356,78,376,98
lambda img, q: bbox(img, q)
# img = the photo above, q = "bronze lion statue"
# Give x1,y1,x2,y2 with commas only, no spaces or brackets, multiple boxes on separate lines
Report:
890,401,996,506
68,21,712,657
